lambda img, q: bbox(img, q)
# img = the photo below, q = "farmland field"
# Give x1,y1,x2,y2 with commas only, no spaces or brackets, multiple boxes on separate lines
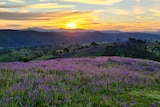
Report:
0,57,160,107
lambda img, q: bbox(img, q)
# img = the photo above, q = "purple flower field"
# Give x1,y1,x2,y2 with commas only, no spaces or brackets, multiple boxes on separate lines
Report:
0,56,160,106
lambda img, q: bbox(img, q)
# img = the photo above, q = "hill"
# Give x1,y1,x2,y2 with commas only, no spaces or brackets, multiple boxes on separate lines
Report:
0,57,160,106
0,39,160,62
0,29,160,48
62,39,160,61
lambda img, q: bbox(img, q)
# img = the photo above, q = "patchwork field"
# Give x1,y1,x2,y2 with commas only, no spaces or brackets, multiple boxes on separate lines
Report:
0,57,160,106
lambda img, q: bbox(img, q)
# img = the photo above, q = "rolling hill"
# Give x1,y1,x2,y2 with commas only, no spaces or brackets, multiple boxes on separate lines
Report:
0,29,160,48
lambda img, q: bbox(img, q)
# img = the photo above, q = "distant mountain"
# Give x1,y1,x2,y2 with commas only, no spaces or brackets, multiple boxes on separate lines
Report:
145,30,160,35
22,28,53,32
23,28,95,32
22,28,160,34
153,30,160,34
0,29,160,48
22,28,67,32
24,28,124,33
101,30,122,34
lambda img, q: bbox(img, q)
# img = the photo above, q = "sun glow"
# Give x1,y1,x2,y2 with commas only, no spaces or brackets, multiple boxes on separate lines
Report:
66,22,77,29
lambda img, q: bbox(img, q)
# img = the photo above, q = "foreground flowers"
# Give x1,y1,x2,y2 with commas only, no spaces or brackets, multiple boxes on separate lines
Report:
0,57,160,106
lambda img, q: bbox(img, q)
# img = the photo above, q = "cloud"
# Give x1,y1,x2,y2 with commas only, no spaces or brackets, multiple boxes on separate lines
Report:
0,12,44,20
124,21,160,31
1,0,160,31
150,8,160,16
0,3,75,9
105,5,147,16
0,10,99,29
19,9,29,13
25,3,75,9
7,24,21,27
0,5,26,8
0,8,11,12
39,0,48,2
0,2,6,5
136,16,151,19
63,0,122,5
8,0,25,3
132,6,146,15
110,9,130,15
0,10,96,21
96,21,160,31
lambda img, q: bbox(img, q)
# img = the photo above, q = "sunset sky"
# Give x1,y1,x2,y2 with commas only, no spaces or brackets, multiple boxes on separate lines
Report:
0,0,160,31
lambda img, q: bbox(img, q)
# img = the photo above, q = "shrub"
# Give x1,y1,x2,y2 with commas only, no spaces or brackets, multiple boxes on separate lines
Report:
64,48,70,53
19,57,31,62
91,42,97,46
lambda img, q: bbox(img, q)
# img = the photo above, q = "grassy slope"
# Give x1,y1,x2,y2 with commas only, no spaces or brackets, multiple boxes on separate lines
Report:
0,57,160,107
62,41,160,62
62,45,106,58
0,40,160,62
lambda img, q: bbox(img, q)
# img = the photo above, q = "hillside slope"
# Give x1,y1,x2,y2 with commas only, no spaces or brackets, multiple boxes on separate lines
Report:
0,57,160,106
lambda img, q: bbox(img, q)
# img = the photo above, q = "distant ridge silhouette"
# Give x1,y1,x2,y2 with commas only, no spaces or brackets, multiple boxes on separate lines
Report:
0,29,160,48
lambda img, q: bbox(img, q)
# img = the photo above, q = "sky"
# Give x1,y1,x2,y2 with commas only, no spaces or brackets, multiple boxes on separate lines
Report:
0,0,160,31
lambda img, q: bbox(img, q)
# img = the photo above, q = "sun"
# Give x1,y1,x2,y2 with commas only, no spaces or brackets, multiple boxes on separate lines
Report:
66,22,77,29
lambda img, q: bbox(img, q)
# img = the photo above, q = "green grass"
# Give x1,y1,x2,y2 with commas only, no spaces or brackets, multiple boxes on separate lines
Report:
0,69,160,107
36,55,54,60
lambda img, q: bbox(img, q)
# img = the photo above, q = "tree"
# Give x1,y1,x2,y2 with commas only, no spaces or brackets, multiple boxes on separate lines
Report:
64,48,70,53
90,42,97,46
19,57,31,62
129,38,136,43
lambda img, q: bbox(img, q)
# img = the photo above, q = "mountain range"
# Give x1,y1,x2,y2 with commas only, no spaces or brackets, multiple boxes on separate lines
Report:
0,29,160,48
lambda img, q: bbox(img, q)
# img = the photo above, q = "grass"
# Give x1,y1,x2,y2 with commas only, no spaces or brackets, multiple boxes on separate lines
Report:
36,55,54,60
0,57,160,107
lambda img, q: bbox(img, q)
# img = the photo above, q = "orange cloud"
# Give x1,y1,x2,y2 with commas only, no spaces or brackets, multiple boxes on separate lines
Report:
0,9,160,31
42,11,99,29
88,21,160,32
0,10,99,29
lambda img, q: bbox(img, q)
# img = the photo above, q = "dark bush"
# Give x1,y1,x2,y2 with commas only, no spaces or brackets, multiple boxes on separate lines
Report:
91,42,97,46
129,38,136,43
64,48,70,53
19,57,31,62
